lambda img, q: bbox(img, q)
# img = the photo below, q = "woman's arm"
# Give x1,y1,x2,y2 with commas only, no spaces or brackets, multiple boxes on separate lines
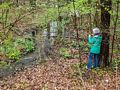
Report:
88,35,94,44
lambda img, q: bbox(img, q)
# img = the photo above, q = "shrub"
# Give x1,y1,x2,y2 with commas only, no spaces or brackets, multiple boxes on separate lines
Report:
112,58,120,69
59,47,71,58
0,37,35,61
0,61,7,68
15,38,35,53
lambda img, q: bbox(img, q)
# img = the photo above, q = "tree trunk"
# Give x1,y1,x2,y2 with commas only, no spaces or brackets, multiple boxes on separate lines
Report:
57,0,62,37
110,0,119,63
100,0,112,67
47,23,50,39
72,0,82,68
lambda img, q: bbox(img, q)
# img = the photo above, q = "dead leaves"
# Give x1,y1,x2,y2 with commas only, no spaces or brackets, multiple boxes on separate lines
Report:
0,59,120,90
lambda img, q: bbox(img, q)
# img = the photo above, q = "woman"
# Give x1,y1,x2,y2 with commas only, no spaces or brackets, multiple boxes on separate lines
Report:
87,28,102,69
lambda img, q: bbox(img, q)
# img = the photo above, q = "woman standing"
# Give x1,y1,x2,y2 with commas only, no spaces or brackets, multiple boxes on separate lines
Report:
87,28,102,69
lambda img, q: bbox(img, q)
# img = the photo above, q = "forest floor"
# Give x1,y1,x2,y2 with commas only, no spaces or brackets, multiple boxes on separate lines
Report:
0,27,120,90
0,53,120,90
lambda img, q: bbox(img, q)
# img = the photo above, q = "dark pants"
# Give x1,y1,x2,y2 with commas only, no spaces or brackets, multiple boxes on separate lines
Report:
87,52,100,69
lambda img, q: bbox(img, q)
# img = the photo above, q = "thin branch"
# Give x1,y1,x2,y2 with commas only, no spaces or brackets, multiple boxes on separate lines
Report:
3,9,37,29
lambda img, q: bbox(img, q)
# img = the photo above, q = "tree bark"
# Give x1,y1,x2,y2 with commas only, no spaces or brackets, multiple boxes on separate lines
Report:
100,0,112,67
72,0,82,68
110,0,119,64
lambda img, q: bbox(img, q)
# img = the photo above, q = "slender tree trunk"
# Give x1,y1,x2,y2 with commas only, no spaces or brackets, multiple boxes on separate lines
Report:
88,0,92,32
47,23,50,39
4,9,9,27
57,0,62,37
110,0,119,64
1,6,9,33
100,0,112,67
94,1,99,27
2,9,5,28
80,15,83,27
72,0,82,68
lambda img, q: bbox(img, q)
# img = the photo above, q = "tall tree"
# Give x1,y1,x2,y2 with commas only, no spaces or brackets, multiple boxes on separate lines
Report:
57,0,62,37
110,0,119,63
100,0,112,67
72,0,82,68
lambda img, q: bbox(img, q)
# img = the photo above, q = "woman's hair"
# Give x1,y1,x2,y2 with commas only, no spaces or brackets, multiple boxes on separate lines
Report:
94,33,100,35
93,28,100,35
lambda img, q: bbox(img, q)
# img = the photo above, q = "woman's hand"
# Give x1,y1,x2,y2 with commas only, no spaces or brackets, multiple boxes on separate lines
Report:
89,34,91,37
89,34,93,37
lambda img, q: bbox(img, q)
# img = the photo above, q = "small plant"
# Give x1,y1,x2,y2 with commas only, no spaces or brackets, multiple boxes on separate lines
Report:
24,38,35,52
15,38,35,52
0,61,7,68
70,63,86,78
0,37,35,61
6,48,21,60
71,41,78,49
59,47,71,58
111,58,120,69
1,39,21,60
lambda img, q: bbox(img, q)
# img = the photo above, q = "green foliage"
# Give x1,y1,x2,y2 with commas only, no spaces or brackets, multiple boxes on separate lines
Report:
40,8,59,26
0,37,35,61
16,38,35,52
42,84,48,90
71,41,79,49
30,0,36,8
113,49,119,54
0,2,11,9
71,41,89,52
59,47,71,58
112,58,120,69
71,63,111,78
35,0,96,27
0,39,21,60
6,48,21,60
0,0,98,30
24,38,35,52
0,61,7,68
62,0,95,15
72,63,86,71
70,63,86,77
91,68,108,77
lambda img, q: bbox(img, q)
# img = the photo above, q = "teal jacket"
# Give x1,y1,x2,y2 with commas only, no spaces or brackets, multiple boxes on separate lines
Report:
88,35,102,54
